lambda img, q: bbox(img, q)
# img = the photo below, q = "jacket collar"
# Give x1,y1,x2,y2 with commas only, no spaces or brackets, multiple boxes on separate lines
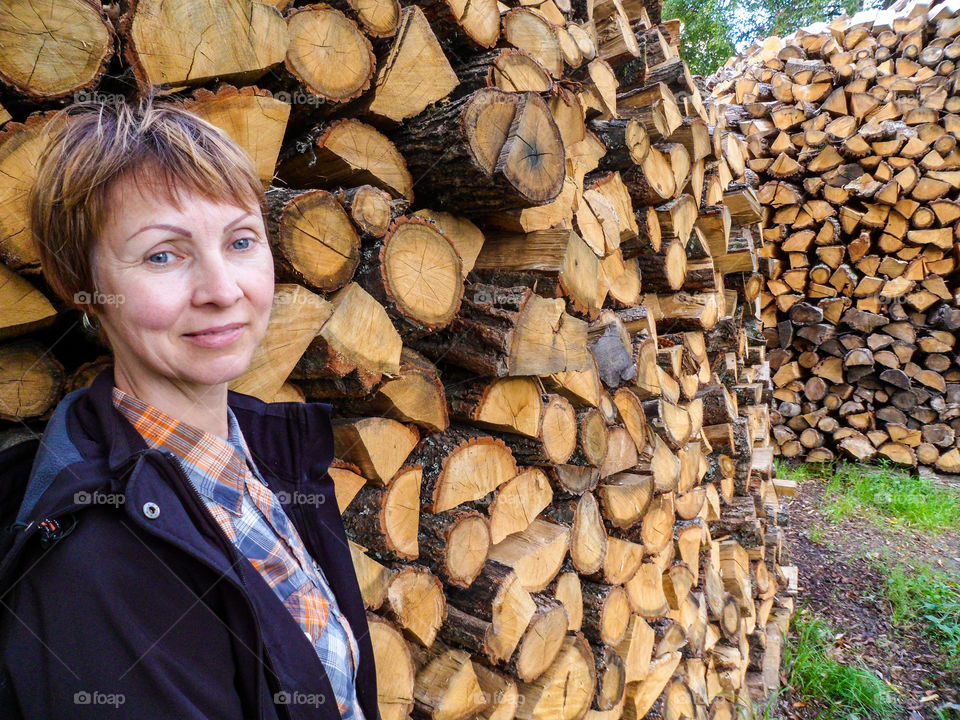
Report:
14,366,334,527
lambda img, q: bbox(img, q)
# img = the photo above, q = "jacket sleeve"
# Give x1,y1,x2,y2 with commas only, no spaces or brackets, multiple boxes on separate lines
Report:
0,510,252,720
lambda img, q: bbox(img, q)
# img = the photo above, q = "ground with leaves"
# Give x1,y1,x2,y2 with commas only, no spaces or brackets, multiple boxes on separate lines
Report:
770,463,960,720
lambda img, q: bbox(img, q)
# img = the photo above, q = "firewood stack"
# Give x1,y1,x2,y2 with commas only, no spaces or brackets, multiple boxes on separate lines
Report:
709,0,960,471
0,0,796,717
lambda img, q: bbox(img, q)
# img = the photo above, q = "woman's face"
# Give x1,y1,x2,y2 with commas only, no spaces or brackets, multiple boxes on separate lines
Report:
90,179,274,394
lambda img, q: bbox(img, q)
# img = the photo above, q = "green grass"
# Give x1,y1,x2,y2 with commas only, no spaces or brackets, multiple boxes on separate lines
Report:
823,461,960,532
737,691,784,720
784,610,900,720
936,705,960,720
776,458,960,714
885,562,960,674
808,523,825,545
775,458,823,483
780,458,960,533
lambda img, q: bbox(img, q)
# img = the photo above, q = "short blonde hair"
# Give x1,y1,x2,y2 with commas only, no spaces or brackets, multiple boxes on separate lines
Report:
29,96,267,332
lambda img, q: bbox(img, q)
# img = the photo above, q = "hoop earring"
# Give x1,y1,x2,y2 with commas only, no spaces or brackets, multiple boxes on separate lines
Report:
82,312,100,334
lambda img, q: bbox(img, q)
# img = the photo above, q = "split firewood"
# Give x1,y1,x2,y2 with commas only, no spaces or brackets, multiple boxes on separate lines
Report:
391,89,566,212
712,3,960,468
0,0,798,715
408,283,591,377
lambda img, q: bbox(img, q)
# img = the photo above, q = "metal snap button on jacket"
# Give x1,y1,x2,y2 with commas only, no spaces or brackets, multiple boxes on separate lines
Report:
142,502,160,519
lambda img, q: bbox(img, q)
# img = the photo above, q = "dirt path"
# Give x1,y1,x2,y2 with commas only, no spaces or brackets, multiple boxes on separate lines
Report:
775,473,960,719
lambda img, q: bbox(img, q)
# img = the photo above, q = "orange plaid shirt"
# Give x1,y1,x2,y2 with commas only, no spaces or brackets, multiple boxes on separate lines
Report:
111,386,364,719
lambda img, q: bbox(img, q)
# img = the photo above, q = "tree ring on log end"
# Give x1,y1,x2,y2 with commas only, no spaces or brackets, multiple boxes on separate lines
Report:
444,0,500,47
515,603,568,681
463,88,520,174
490,49,553,93
0,340,64,421
126,0,288,91
496,92,565,206
0,113,73,271
0,0,114,101
445,512,491,586
348,0,401,37
277,190,361,292
541,394,577,463
382,217,464,329
285,5,375,103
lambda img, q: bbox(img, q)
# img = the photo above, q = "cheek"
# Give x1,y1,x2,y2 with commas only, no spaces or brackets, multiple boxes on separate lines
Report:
109,283,187,333
248,257,276,315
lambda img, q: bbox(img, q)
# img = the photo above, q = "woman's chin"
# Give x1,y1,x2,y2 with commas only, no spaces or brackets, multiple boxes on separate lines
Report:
175,355,255,389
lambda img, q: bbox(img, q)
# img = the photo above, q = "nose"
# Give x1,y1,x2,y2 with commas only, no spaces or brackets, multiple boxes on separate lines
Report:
191,250,244,307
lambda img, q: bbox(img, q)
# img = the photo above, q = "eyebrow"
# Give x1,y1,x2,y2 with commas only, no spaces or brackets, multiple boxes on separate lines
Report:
123,211,256,243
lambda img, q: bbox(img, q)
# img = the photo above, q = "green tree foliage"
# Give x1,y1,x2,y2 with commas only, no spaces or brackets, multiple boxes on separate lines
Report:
732,0,865,46
662,0,737,76
663,0,894,76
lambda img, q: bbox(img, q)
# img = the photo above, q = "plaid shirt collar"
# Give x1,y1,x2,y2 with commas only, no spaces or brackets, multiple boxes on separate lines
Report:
110,386,256,517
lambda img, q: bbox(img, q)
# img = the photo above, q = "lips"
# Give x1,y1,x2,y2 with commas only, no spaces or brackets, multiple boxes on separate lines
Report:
185,323,244,336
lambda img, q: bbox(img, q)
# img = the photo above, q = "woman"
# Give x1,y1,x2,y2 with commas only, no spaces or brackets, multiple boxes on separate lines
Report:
0,98,379,720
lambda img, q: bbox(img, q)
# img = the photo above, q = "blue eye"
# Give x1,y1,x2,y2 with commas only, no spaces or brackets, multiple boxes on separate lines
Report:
233,237,254,250
148,251,171,264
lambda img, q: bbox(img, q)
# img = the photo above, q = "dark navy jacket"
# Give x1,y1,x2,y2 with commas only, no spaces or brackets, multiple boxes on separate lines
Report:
0,367,379,719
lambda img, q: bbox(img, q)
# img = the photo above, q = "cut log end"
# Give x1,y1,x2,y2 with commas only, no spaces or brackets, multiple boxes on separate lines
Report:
381,217,464,329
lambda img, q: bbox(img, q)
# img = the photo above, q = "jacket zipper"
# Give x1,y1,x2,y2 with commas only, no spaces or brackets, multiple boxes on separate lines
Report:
155,449,278,720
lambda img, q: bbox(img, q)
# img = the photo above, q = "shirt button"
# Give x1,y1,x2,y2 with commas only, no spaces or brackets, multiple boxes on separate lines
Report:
304,630,313,642
142,502,160,519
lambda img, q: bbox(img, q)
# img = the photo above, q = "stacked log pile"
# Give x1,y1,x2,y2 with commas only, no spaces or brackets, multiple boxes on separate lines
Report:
0,0,796,717
710,0,960,470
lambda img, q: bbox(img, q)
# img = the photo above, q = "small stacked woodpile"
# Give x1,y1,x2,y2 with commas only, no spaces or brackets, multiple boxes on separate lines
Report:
709,0,960,470
0,0,796,717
